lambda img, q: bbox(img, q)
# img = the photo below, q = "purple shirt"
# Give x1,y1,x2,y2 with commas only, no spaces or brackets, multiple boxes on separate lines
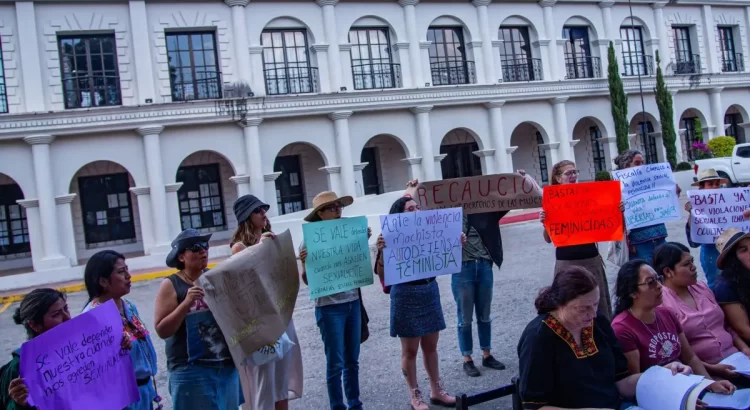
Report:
612,306,683,372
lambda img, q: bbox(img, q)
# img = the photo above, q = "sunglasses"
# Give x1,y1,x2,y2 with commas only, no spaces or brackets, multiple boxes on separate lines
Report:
185,242,209,253
637,276,660,289
252,207,266,215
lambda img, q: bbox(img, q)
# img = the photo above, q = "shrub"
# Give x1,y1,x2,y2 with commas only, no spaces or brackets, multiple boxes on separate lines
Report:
691,141,713,160
707,136,736,157
675,162,693,171
595,171,612,181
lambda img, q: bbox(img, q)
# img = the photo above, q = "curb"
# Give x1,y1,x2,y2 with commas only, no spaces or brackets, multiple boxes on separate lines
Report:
500,211,541,225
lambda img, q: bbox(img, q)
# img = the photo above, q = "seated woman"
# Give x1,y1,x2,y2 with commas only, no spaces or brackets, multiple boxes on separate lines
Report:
714,229,750,344
518,266,641,410
611,259,734,394
655,242,750,384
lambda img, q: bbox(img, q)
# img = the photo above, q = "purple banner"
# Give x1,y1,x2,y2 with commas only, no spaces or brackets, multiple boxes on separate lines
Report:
20,300,139,410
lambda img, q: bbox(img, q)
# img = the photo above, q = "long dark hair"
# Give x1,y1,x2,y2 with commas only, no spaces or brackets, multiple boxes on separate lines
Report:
613,259,649,316
389,197,412,215
84,250,125,301
13,288,66,339
652,242,690,280
721,250,750,308
535,266,598,314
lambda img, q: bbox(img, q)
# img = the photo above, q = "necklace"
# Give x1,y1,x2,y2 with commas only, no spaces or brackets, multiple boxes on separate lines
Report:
629,308,662,337
178,271,197,285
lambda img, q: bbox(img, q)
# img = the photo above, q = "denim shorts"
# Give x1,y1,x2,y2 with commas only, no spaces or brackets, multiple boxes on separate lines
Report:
168,363,240,410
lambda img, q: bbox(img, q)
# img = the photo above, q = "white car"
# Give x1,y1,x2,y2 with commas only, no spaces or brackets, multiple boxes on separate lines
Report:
695,142,750,187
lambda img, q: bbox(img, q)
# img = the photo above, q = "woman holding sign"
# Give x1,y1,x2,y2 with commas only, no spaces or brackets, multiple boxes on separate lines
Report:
82,250,160,410
230,195,303,410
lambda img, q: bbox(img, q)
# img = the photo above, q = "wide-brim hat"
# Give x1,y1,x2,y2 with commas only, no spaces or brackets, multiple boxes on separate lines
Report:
716,228,750,269
166,229,213,268
692,168,728,186
234,195,270,223
303,191,354,222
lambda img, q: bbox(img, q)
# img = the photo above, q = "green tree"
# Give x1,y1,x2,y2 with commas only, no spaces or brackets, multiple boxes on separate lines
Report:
608,42,629,153
694,117,703,142
654,51,678,168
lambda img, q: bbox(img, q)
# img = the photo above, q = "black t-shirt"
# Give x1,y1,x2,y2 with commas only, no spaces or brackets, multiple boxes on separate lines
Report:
517,313,630,409
555,243,599,261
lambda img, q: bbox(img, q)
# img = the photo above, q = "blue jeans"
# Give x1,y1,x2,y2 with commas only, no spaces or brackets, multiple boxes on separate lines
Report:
315,300,362,410
451,260,494,356
168,363,239,410
629,238,666,263
701,244,720,290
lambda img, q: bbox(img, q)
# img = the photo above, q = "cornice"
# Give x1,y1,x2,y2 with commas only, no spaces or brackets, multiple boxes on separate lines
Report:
709,87,724,94
339,43,353,52
240,117,263,127
401,157,422,165
598,0,615,8
411,105,433,114
329,111,353,121
506,146,518,154
55,194,76,205
539,0,557,7
539,142,560,150
129,186,151,196
136,125,164,136
315,0,339,6
473,149,496,157
165,183,183,193
532,39,551,47
249,45,264,55
434,154,447,162
319,166,341,174
652,2,667,9
393,42,410,51
224,0,249,6
472,0,492,6
24,134,55,145
398,0,419,6
491,40,504,48
17,199,39,208
353,163,369,172
467,41,483,49
551,96,569,104
229,175,251,185
485,100,506,108
419,41,432,49
264,172,282,182
310,44,329,52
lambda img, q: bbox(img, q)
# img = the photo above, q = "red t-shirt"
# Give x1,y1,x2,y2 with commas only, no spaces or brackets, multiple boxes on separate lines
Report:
611,306,683,372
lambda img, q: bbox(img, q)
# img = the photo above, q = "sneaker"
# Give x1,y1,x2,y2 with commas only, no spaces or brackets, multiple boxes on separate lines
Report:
409,388,429,410
482,355,507,370
430,380,457,407
463,360,481,377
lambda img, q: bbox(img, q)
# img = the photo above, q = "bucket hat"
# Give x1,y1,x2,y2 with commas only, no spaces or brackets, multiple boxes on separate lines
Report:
234,195,270,224
166,229,212,268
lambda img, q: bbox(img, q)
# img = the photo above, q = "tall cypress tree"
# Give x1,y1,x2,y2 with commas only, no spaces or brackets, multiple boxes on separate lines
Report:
654,51,678,168
608,42,629,154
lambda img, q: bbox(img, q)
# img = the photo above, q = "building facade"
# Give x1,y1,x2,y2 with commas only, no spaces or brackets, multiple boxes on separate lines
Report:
0,0,749,274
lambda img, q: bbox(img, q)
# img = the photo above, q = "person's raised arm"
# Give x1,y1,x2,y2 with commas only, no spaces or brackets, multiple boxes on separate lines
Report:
723,303,750,342
374,234,385,282
404,179,419,199
299,247,308,286
154,278,199,339
539,211,552,244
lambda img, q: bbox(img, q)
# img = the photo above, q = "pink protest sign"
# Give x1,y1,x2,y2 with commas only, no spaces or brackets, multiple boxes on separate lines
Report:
20,300,139,410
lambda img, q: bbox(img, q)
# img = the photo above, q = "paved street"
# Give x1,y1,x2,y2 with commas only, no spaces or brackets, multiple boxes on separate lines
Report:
0,217,700,410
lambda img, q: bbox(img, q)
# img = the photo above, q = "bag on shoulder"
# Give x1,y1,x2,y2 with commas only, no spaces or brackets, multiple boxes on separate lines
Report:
358,288,370,344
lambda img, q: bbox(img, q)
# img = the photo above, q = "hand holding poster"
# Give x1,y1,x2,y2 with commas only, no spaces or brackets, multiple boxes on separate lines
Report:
20,300,138,410
302,216,373,299
688,187,750,244
543,181,624,247
612,163,680,229
380,207,463,286
197,230,300,366
414,174,542,214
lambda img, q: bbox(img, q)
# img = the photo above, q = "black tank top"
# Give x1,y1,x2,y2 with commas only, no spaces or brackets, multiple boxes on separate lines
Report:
164,273,233,370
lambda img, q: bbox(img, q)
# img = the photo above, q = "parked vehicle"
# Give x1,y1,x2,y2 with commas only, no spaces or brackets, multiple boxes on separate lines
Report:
695,142,750,187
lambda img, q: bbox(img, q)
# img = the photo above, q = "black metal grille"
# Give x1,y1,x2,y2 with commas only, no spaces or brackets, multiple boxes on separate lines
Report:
0,184,29,256
352,63,401,89
427,27,476,85
59,34,121,109
0,38,9,113
536,132,548,184
78,173,136,245
166,32,222,101
674,54,701,74
262,29,318,95
590,127,606,172
682,117,698,161
672,27,700,74
562,27,599,79
719,27,741,72
501,58,542,82
177,164,226,230
638,121,658,164
263,65,318,95
722,53,743,73
564,56,601,79
499,27,540,81
349,28,399,90
621,26,652,76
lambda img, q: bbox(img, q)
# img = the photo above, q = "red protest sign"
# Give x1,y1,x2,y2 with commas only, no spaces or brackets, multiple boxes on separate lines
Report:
543,181,624,247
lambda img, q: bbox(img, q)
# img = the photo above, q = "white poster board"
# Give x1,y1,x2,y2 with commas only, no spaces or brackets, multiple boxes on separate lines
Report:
380,208,463,286
688,187,750,244
612,163,680,229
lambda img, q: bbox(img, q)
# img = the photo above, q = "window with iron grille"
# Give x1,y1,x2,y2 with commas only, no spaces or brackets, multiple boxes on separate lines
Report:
78,173,136,245
177,164,226,230
58,34,121,109
536,132,549,184
725,113,742,142
0,39,8,114
0,184,29,256
262,30,315,95
638,121,658,164
349,28,396,90
673,27,693,62
620,27,647,76
590,127,606,172
682,117,697,161
562,26,594,79
718,27,738,72
499,27,537,81
427,27,470,85
166,32,222,101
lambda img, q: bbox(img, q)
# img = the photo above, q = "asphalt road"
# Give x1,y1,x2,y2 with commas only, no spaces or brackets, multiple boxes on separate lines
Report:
0,217,700,410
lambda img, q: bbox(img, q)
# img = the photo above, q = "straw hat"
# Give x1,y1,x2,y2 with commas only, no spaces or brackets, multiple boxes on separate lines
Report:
304,191,354,222
691,168,728,186
716,228,750,269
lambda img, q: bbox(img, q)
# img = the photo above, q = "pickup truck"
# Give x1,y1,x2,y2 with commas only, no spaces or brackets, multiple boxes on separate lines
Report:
695,142,750,187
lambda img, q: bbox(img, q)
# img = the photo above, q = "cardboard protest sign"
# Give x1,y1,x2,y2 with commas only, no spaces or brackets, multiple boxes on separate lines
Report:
612,163,680,229
688,187,750,244
197,230,299,366
302,216,373,299
20,300,138,410
414,173,542,214
380,207,463,286
543,181,624,247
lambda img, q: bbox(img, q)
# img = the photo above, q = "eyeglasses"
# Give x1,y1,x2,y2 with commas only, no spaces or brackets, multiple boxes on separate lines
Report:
561,169,580,177
322,203,343,213
185,242,209,253
637,276,660,289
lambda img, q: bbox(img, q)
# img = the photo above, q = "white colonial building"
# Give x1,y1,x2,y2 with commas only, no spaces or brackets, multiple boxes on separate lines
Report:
0,0,748,277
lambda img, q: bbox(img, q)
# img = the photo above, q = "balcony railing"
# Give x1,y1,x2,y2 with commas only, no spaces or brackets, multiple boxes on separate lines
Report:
62,73,122,109
674,54,701,74
564,56,601,79
722,53,744,73
501,58,543,82
352,63,402,90
264,64,319,95
170,70,222,102
430,60,476,86
622,54,654,77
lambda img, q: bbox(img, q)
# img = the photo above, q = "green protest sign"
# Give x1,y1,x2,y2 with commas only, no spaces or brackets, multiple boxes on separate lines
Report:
302,216,373,299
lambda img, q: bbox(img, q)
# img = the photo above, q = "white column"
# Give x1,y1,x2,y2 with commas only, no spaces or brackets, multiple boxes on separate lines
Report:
320,166,343,194
468,42,486,84
249,46,266,96
709,88,724,139
23,135,69,269
165,183,183,239
339,44,355,90
402,157,423,181
400,0,424,87
55,194,77,266
240,118,265,197
540,0,559,81
394,43,412,88
353,163,368,197
17,200,43,271
226,0,253,87
264,172,282,217
318,0,344,91
434,154,446,180
486,101,512,173
15,2,45,112
411,106,436,181
473,0,498,84
551,97,572,161
598,137,619,170
653,2,670,71
600,1,616,40
129,0,158,104
329,111,356,197
311,45,331,93
599,1,622,73
701,5,719,74
534,40,553,81
138,125,171,251
746,7,750,73
229,175,251,198
130,187,155,255
474,150,497,174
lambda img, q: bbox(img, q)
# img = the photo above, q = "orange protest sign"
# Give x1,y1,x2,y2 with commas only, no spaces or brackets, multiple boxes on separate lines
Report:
543,181,624,247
